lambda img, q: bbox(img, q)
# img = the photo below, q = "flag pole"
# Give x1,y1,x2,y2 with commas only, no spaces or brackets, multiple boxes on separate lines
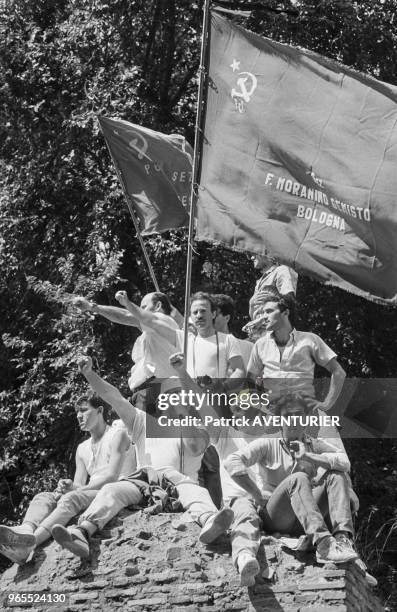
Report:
102,136,161,292
183,0,211,357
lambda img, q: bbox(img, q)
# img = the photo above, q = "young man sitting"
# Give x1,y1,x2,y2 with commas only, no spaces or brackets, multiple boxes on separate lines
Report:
225,393,359,574
0,394,135,565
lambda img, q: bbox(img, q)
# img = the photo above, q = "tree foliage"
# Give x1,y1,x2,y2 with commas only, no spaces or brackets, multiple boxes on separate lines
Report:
0,0,396,603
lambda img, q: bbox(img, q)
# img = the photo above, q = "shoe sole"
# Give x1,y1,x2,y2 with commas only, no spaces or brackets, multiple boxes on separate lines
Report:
51,525,90,559
0,526,35,548
0,544,33,566
316,550,358,564
199,508,234,544
240,558,260,587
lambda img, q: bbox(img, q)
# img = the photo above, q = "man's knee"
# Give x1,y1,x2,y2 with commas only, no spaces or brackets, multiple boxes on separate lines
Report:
58,489,85,511
287,471,311,493
31,491,57,505
325,470,348,485
96,482,120,501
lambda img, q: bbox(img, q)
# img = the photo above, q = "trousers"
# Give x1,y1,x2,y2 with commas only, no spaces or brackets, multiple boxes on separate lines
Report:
260,470,354,544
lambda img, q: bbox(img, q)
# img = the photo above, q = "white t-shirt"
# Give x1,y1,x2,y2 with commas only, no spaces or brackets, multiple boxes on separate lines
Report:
129,410,202,483
129,312,179,390
176,331,240,378
232,336,253,371
77,420,137,481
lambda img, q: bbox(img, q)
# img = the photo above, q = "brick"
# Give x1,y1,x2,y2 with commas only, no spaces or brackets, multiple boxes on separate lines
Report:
323,569,346,578
192,594,212,603
294,592,318,604
113,576,130,587
300,606,347,612
70,591,98,602
322,589,347,601
128,575,148,584
166,546,183,561
128,596,167,606
298,578,345,590
150,571,179,584
172,561,201,572
168,595,193,605
82,580,108,589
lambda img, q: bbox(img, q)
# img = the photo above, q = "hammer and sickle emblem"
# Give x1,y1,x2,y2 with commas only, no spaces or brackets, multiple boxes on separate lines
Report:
231,72,258,105
128,131,149,160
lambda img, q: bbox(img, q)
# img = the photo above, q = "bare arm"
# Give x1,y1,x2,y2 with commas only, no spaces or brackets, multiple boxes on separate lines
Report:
312,358,346,412
73,448,89,488
73,296,140,328
115,291,176,345
78,356,137,432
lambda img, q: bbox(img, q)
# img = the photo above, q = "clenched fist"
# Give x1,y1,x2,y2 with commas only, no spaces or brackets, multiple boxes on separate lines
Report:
72,296,93,312
115,290,129,307
77,355,93,374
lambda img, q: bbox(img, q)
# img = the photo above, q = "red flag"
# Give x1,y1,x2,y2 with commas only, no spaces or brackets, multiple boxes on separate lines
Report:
99,116,192,234
196,13,397,305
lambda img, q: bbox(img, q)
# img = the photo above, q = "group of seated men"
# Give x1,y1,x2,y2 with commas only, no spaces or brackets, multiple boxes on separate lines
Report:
0,255,363,587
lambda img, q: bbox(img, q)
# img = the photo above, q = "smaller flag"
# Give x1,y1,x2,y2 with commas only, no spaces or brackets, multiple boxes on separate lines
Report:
99,116,192,234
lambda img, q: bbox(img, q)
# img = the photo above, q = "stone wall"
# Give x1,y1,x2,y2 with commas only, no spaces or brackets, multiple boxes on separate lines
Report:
0,510,384,611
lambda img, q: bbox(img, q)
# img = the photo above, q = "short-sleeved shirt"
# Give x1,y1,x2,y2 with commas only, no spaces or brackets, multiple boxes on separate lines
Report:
249,265,298,319
247,329,337,399
176,331,241,379
226,435,350,500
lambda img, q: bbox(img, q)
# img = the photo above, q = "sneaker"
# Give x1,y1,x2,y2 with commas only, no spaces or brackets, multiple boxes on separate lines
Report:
199,508,234,544
316,535,358,564
0,525,36,548
237,553,260,587
51,525,90,559
0,543,34,566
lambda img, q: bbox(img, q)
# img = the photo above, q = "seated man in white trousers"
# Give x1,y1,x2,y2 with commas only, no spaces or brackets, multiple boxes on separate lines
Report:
51,356,233,558
0,394,136,565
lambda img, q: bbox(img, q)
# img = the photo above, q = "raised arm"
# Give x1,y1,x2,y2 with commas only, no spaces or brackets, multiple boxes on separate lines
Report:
73,296,140,327
115,291,177,345
78,356,137,432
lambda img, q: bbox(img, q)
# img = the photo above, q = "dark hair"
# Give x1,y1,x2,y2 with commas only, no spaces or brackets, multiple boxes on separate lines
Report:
190,291,216,312
150,292,172,315
274,392,310,417
212,294,235,319
76,392,112,422
257,291,296,326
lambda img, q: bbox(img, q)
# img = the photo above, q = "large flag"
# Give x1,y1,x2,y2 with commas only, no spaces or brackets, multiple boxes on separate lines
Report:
196,13,397,305
99,116,192,234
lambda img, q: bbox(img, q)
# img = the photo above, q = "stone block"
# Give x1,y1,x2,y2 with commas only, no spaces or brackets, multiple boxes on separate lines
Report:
166,545,183,561
70,591,98,603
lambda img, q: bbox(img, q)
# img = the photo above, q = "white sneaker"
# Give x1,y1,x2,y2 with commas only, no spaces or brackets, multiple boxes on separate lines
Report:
199,508,234,544
237,553,260,587
0,544,34,566
316,535,358,564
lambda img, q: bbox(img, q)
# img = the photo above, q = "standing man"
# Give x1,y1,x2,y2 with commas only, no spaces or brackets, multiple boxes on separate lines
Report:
247,293,346,413
225,393,359,572
113,291,245,382
72,292,179,392
0,394,135,565
51,356,234,559
212,294,253,371
249,254,297,320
